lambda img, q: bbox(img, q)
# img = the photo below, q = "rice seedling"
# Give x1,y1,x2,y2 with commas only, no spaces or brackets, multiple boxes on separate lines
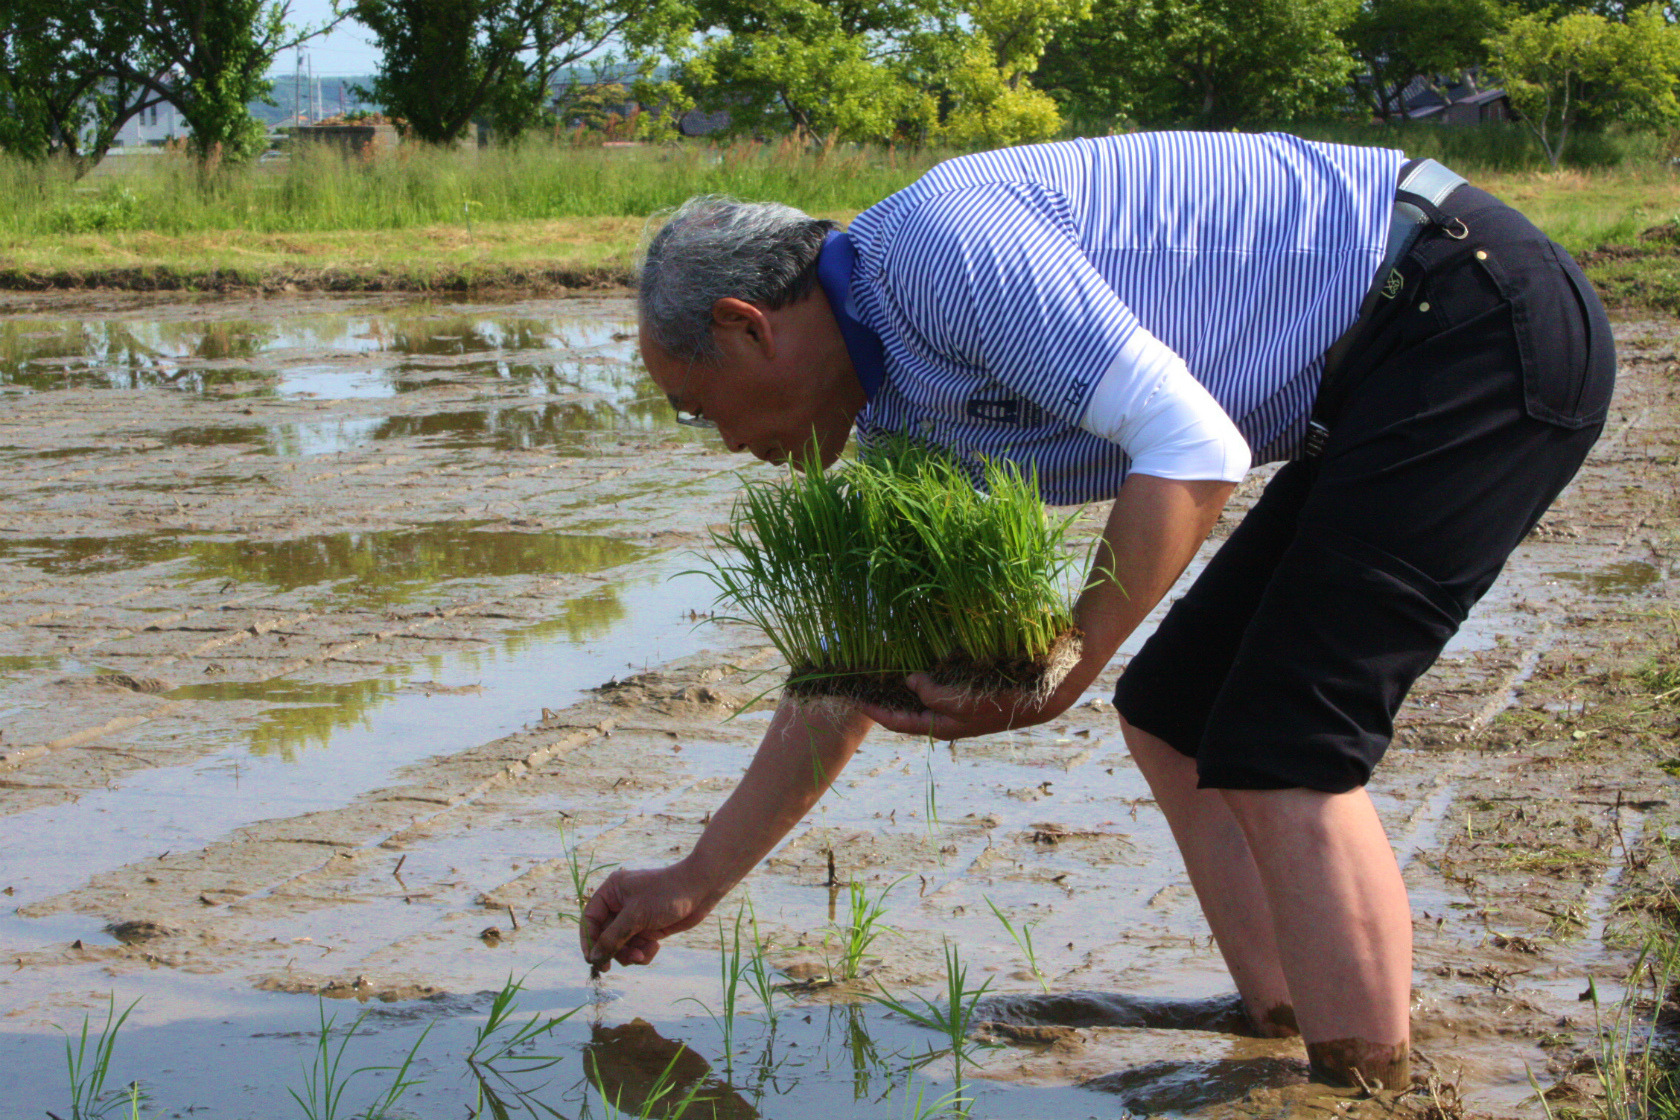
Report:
923,750,941,837
464,973,580,1119
288,999,431,1120
681,909,751,1074
984,896,1051,993
740,900,782,1033
892,1079,974,1120
871,941,998,1093
831,876,905,982
557,817,619,918
58,994,141,1120
701,437,1086,711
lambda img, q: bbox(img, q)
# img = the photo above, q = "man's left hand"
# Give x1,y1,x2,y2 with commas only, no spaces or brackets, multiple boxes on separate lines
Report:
854,673,1075,740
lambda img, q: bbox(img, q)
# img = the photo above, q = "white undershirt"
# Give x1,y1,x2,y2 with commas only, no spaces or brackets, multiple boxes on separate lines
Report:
1079,323,1252,483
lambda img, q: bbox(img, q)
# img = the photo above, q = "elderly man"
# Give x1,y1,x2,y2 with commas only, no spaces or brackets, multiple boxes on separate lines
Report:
580,131,1614,1088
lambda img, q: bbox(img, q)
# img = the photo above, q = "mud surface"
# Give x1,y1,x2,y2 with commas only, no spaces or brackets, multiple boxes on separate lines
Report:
0,291,1676,1118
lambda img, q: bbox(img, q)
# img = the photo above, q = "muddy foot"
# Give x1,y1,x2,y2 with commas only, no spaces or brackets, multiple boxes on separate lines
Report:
1082,1056,1310,1112
1306,1037,1410,1090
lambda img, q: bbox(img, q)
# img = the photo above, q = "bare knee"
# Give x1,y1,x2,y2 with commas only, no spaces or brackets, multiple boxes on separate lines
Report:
1218,786,1339,847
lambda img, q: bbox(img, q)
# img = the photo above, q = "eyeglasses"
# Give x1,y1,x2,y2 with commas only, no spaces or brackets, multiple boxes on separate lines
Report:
667,393,718,430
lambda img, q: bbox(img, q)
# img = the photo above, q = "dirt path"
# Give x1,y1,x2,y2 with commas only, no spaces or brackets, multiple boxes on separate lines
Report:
0,293,1675,1118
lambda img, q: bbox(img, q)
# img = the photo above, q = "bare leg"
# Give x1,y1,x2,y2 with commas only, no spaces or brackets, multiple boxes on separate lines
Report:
1120,716,1296,1036
1221,785,1413,1089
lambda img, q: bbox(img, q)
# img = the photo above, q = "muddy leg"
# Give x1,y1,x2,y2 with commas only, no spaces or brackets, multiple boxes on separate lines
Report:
1220,785,1412,1089
1120,717,1297,1037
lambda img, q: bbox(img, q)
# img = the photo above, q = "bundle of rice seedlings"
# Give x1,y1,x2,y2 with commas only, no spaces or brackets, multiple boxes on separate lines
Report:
702,437,1085,712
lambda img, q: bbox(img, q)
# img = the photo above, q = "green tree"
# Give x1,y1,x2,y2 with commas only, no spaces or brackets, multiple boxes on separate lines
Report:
924,0,1085,145
1485,3,1680,167
1036,0,1359,129
678,0,938,143
96,1,320,162
1344,0,1504,121
353,0,689,144
0,2,171,171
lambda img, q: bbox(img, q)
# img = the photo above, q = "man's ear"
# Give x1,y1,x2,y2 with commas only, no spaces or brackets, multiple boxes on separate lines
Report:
712,298,776,361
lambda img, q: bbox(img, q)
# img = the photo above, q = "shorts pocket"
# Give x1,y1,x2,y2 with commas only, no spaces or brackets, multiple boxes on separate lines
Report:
1475,239,1615,430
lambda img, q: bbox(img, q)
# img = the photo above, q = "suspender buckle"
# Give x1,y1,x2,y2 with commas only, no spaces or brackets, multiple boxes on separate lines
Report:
1304,420,1330,459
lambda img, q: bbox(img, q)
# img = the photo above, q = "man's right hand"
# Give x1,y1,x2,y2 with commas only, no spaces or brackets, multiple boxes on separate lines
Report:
579,862,717,972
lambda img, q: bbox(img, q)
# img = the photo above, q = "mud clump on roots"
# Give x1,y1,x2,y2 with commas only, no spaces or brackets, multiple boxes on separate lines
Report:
783,628,1083,713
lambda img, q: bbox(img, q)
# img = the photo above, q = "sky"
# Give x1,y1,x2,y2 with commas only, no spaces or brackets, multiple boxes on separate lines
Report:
273,0,383,76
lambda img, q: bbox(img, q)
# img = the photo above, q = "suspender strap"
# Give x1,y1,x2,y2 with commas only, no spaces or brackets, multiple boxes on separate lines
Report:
1302,159,1470,460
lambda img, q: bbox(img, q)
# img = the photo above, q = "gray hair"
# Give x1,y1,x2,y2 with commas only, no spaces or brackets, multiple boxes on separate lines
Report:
638,195,836,363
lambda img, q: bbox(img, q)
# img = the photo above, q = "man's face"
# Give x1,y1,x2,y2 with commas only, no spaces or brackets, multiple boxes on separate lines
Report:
638,297,860,470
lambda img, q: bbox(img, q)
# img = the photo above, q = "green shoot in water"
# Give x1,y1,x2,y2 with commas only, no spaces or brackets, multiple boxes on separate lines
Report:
681,910,750,1075
701,437,1085,702
464,973,580,1118
557,817,619,921
59,994,140,1120
740,899,782,1032
831,876,904,981
871,941,998,1094
985,896,1051,993
288,999,430,1120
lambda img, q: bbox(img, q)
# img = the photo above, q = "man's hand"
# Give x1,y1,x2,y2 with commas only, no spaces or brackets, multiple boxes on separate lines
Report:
854,670,1087,740
579,862,715,972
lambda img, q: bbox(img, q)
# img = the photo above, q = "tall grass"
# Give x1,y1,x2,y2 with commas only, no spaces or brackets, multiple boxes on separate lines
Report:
0,138,942,239
702,439,1085,703
4,122,1667,245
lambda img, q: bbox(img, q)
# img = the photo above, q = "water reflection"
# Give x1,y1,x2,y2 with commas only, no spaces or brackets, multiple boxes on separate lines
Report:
1549,560,1664,595
161,587,631,761
0,310,639,396
0,525,648,604
584,1019,760,1119
0,531,190,575
168,676,402,761
186,525,648,605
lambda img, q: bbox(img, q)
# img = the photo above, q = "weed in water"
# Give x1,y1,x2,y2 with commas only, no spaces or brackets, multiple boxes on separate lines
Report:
288,999,430,1120
465,973,580,1118
58,994,140,1120
699,437,1086,711
831,876,904,981
1585,931,1680,1120
871,940,998,1092
985,896,1051,993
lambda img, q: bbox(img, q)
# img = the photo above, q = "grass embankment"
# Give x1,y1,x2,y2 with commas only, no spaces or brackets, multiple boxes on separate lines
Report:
1,132,1679,308
0,140,937,293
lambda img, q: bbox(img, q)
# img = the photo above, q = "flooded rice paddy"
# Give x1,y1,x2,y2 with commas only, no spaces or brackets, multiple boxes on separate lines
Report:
0,291,1675,1119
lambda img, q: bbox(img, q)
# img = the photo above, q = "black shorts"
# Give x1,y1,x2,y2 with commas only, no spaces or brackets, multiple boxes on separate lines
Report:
1113,185,1615,794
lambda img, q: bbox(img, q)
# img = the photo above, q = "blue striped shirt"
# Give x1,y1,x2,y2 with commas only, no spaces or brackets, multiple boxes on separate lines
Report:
842,132,1406,504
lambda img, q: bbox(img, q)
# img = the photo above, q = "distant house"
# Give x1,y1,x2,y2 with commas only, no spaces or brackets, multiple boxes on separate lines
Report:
1389,72,1513,125
678,108,731,137
106,97,184,148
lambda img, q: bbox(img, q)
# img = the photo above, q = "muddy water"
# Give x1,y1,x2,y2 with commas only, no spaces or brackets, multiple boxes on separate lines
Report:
0,294,1675,1119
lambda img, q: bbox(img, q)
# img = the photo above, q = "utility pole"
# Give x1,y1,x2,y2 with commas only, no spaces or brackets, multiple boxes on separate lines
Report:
294,48,303,127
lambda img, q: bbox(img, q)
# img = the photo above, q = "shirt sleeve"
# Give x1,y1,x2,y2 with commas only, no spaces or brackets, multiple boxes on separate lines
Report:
878,181,1250,483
